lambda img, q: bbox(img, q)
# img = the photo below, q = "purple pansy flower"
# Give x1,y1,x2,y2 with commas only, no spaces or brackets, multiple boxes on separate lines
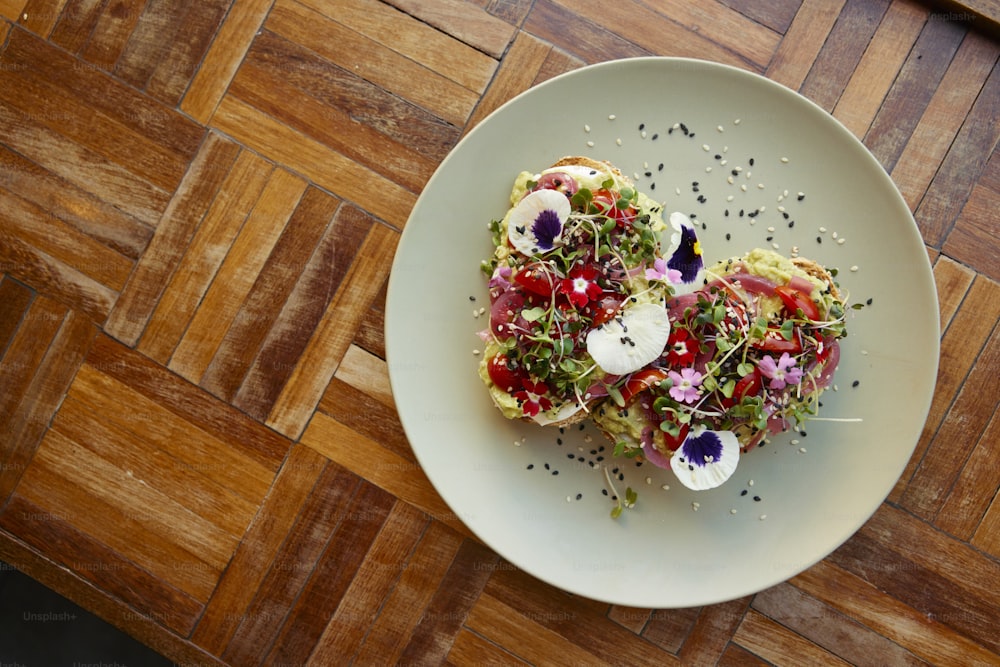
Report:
508,189,570,255
670,427,740,490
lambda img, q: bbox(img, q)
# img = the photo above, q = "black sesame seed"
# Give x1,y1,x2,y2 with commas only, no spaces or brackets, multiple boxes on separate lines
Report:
658,163,664,171
726,233,731,241
567,453,575,460
866,297,873,305
740,489,748,496
817,236,822,244
469,295,476,301
797,193,805,201
788,220,795,228
724,209,729,217
602,489,609,496
753,495,761,502
852,380,860,387
766,236,773,242
527,464,534,470
576,493,583,500
557,438,563,445
544,463,550,470
650,182,655,190
652,133,659,140
639,122,645,131
552,470,559,476
749,158,755,166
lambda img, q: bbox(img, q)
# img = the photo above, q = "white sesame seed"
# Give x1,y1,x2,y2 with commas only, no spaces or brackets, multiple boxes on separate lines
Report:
819,226,827,233
772,242,780,249
726,195,735,201
837,238,846,245
832,231,839,239
730,508,738,514
472,349,480,355
734,118,742,125
702,144,711,151
608,114,616,120
850,265,859,272
675,187,682,195
717,125,725,132
616,137,622,146
692,502,700,511
672,122,680,129
759,514,767,521
584,124,591,132
777,205,786,212
645,476,652,485
741,184,747,192
777,195,784,203
727,176,734,185
661,484,670,491
781,157,789,163
641,130,647,138
767,226,775,232
566,495,572,502
757,183,765,189
706,166,713,173
586,140,594,147
799,447,807,453
643,161,649,168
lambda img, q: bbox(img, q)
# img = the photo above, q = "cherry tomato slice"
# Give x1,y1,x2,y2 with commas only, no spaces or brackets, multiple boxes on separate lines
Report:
662,421,690,452
486,352,523,393
590,296,622,327
754,328,803,354
513,264,557,298
774,285,821,321
619,368,670,405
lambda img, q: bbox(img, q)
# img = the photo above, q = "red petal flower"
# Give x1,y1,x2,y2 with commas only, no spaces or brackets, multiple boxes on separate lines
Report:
666,328,698,366
558,266,603,309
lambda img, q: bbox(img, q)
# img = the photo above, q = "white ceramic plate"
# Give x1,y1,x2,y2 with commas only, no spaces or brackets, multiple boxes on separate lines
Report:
385,58,938,608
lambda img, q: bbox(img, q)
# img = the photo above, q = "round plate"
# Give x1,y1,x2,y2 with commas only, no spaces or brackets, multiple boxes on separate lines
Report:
385,58,938,608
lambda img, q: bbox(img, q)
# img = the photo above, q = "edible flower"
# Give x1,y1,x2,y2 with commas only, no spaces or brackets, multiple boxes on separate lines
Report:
665,328,698,366
665,212,703,284
559,265,603,308
670,427,739,490
513,379,552,417
645,257,683,284
667,367,703,403
758,352,803,390
586,302,671,375
508,189,570,255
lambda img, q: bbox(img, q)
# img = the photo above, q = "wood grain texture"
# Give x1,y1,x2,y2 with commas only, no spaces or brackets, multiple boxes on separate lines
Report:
1,2,999,665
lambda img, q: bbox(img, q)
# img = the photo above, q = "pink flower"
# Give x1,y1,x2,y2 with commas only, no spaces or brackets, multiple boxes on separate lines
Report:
668,368,703,403
645,257,683,284
758,352,803,390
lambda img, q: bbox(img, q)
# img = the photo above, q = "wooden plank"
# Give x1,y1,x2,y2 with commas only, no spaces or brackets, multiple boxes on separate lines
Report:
85,334,290,472
889,276,1000,503
0,0,26,21
733,609,853,666
751,583,929,666
916,53,1000,246
937,407,1000,540
138,149,273,364
198,185,339,404
192,444,328,654
640,606,699,653
678,597,753,664
17,0,69,37
717,0,802,34
793,560,999,665
181,0,274,123
265,0,481,127
49,0,109,53
944,161,1000,282
0,187,133,292
220,464,363,665
333,344,394,408
211,95,417,228
262,481,397,667
301,0,498,91
829,505,1000,655
396,538,499,664
463,593,612,666
973,453,1000,558
464,31,552,135
932,255,976,336
266,222,399,439
384,0,516,59
447,629,531,667
833,0,929,139
767,0,848,90
0,145,152,260
0,494,204,637
299,412,471,537
799,0,891,113
890,29,997,214
168,168,306,384
114,0,232,105
306,501,429,663
862,15,965,170
230,33,441,193
231,204,373,420
900,314,1000,519
0,307,92,503
350,520,464,665
319,375,412,461
484,566,675,665
78,0,146,70
106,132,241,345
0,276,33,353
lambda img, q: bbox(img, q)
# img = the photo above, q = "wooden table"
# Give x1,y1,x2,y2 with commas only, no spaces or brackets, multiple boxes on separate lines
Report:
1,1,998,664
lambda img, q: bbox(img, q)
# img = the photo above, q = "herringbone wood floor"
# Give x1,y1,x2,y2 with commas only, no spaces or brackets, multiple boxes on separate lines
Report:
1,0,999,665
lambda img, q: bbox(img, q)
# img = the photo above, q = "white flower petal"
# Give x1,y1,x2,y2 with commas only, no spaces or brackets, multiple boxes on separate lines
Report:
670,428,740,491
507,189,570,255
659,211,686,257
585,302,671,375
